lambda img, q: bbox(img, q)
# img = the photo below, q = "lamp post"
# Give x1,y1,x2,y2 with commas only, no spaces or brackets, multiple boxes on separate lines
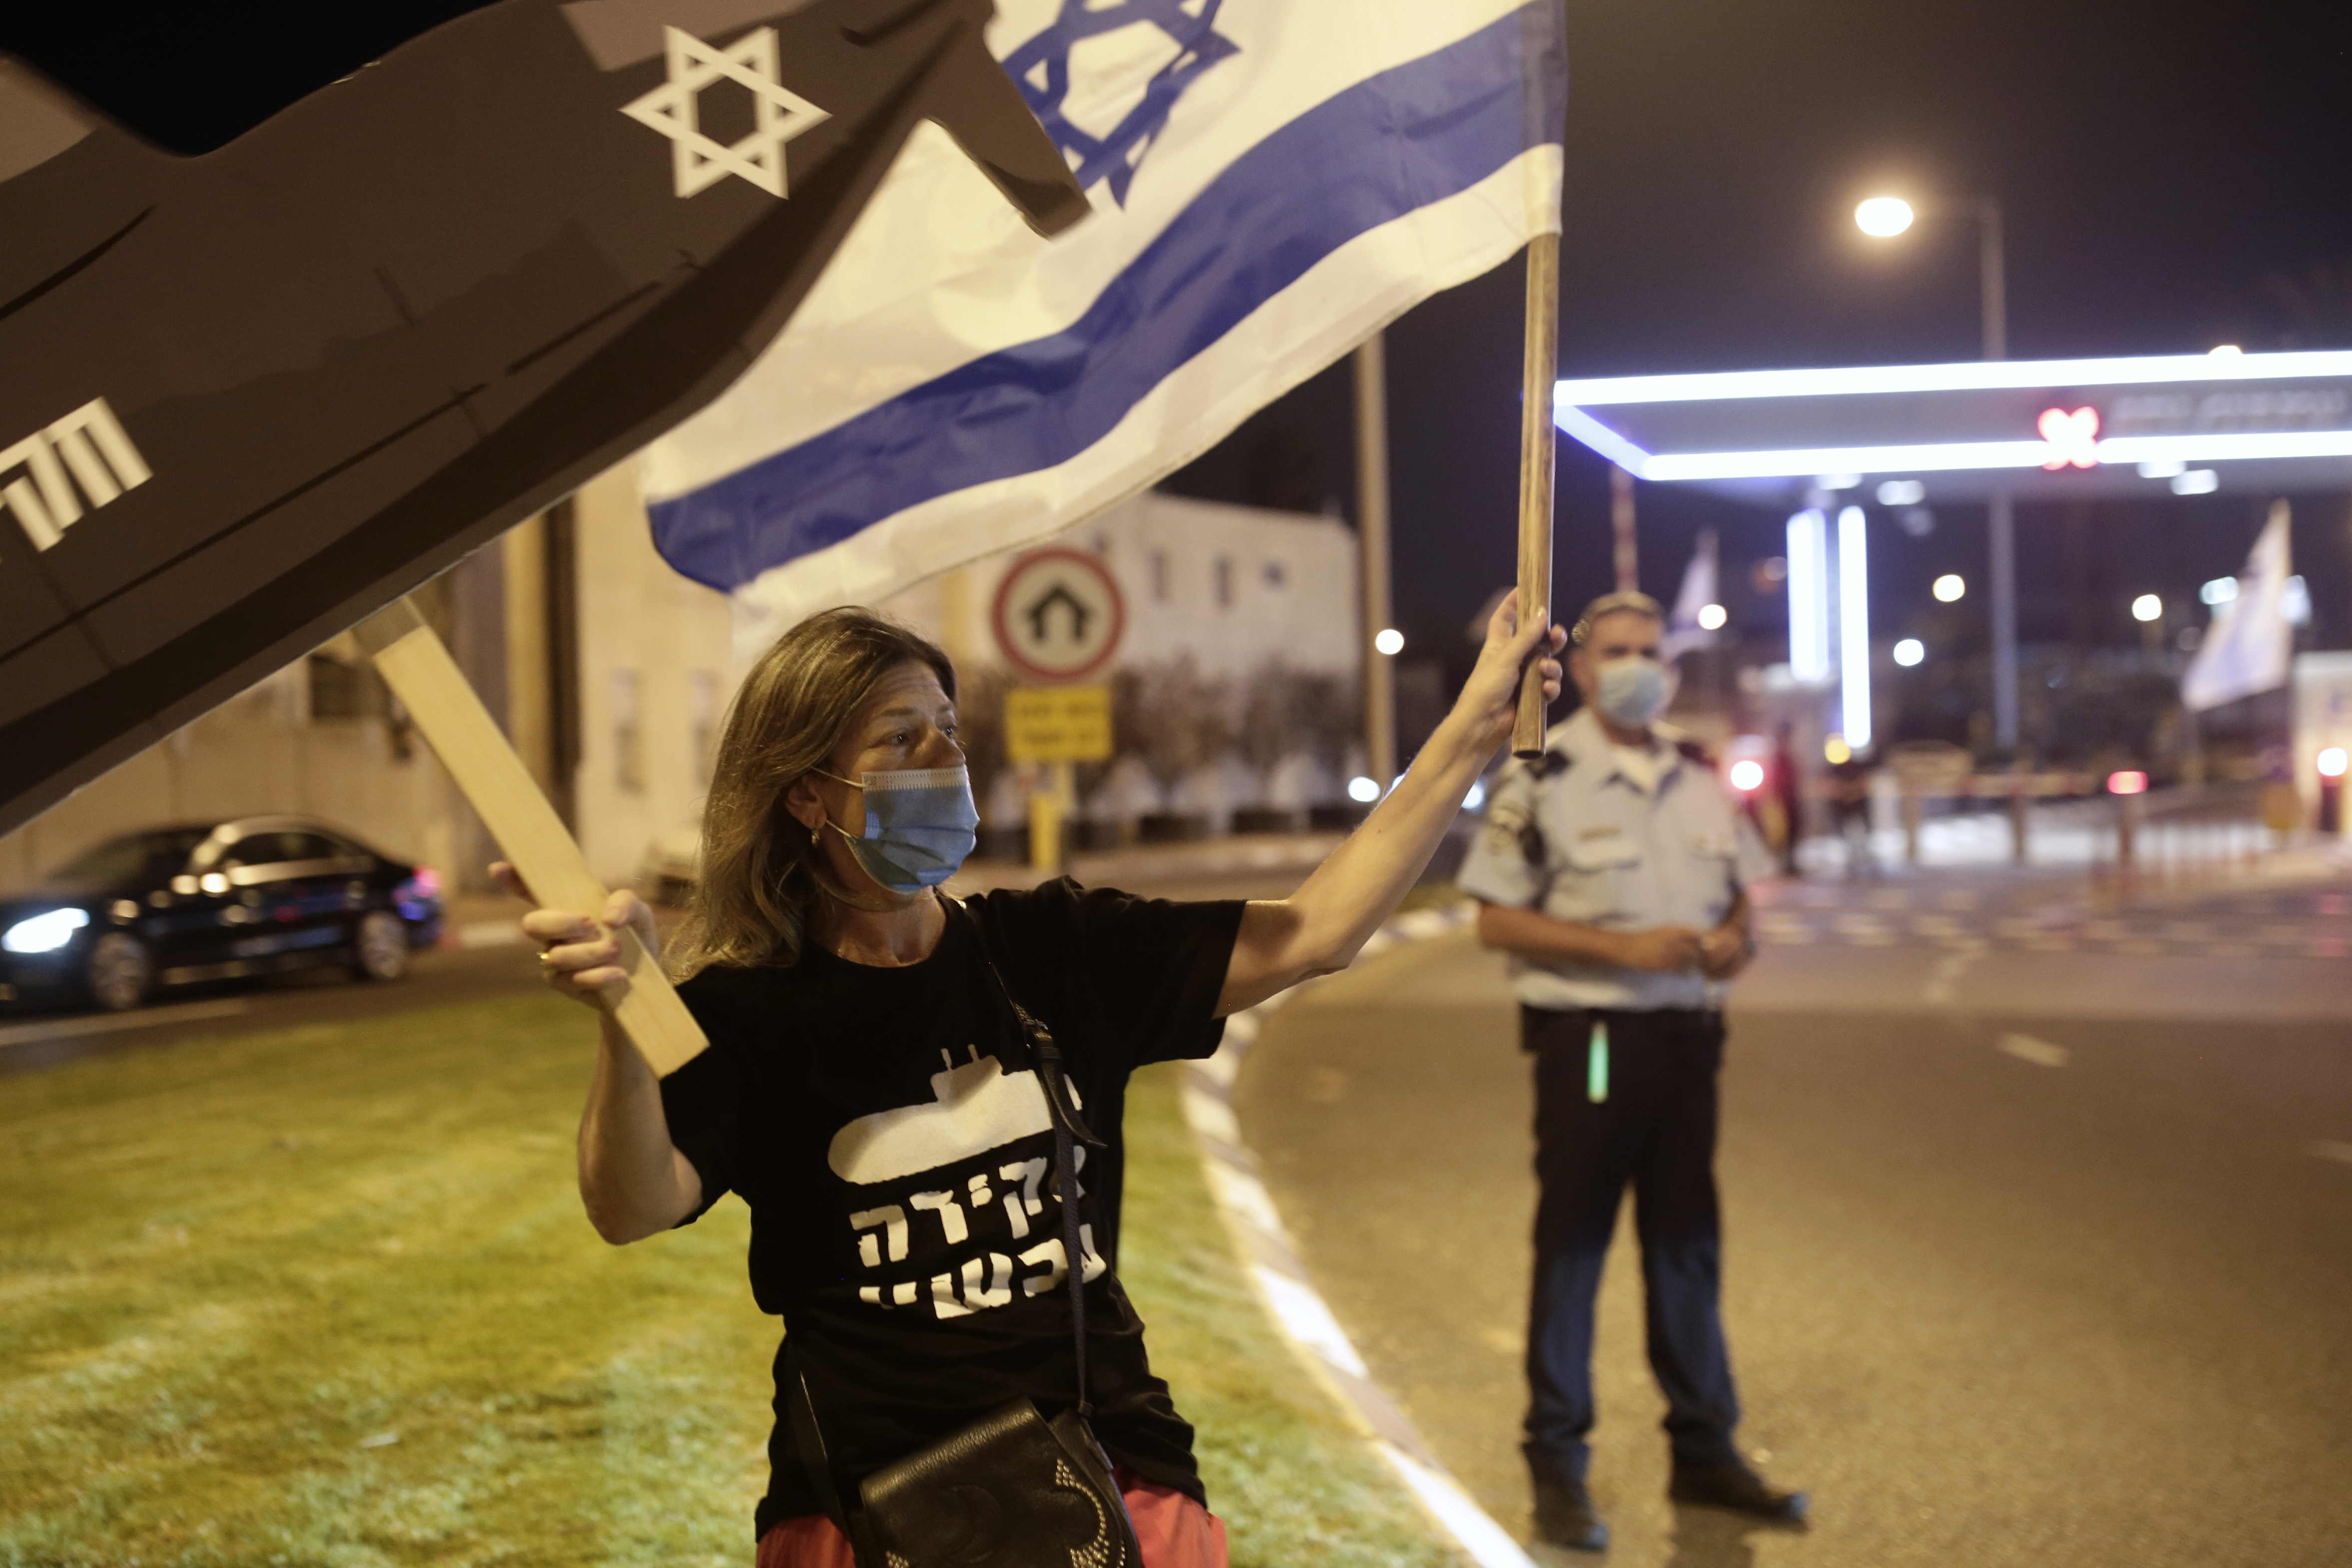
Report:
1857,194,2018,750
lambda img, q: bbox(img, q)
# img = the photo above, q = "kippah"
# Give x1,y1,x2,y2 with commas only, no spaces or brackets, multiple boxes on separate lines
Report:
1569,590,1665,646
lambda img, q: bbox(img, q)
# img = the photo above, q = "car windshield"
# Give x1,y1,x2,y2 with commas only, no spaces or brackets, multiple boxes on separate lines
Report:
43,828,213,890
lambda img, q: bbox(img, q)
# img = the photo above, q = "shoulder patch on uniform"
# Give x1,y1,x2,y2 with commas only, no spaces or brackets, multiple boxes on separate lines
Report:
1673,738,1717,770
1532,748,1573,780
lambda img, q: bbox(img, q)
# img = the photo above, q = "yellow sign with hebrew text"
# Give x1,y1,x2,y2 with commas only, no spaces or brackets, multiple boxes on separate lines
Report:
1005,685,1112,763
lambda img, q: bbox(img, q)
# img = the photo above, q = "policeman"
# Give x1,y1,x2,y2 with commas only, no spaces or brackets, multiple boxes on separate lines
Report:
1457,590,1805,1551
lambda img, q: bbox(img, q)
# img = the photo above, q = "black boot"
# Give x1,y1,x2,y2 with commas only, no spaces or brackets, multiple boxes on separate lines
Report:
1668,1458,1808,1524
1530,1472,1608,1551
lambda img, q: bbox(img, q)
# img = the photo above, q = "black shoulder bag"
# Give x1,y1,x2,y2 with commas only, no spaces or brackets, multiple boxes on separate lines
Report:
784,899,1143,1568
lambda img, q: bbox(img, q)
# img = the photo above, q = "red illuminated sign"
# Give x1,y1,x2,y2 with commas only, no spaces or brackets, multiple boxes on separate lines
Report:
2038,405,2100,469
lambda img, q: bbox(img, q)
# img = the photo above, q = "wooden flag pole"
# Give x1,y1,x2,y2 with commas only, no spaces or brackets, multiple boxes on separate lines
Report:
356,597,708,1076
1512,231,1561,757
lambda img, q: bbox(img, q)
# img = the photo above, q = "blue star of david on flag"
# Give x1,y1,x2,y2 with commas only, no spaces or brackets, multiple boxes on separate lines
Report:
1002,0,1239,207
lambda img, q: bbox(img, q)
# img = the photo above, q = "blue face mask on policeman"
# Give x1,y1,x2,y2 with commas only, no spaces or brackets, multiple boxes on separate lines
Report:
814,766,980,894
1592,655,1676,729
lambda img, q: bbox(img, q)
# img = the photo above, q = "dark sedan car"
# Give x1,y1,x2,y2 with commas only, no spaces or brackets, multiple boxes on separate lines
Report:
0,817,443,1012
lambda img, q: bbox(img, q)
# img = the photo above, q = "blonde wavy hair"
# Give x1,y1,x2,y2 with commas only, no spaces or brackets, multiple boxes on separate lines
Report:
664,607,957,981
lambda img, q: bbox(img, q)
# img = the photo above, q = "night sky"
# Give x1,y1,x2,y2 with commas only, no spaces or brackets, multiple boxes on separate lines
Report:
1168,0,2352,698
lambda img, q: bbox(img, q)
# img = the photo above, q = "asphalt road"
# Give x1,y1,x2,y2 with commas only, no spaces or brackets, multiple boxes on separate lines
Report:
1236,920,2352,1567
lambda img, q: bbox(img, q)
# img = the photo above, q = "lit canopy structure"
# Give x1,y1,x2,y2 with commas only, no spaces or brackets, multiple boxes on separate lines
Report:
1553,350,2352,506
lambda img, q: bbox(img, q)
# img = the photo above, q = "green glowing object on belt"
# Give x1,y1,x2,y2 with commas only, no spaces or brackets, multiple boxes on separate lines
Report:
1588,1019,1609,1104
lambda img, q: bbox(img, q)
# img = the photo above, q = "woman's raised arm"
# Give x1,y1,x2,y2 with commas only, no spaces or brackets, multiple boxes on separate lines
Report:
1215,596,1563,1015
497,867,703,1243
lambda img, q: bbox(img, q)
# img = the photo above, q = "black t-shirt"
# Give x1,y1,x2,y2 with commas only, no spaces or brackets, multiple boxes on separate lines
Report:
660,878,1245,1539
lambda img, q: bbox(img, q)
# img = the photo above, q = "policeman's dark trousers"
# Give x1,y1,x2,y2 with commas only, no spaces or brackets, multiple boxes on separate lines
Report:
1522,1006,1742,1484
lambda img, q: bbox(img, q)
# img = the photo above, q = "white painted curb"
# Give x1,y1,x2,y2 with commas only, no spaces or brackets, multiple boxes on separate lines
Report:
1182,903,1538,1568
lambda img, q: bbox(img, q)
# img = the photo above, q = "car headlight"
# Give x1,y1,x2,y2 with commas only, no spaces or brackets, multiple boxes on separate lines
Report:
3,907,90,954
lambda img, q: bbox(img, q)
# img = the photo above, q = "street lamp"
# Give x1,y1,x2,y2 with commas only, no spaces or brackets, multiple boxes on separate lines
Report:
1853,197,1914,237
1854,193,2005,359
1856,188,2017,753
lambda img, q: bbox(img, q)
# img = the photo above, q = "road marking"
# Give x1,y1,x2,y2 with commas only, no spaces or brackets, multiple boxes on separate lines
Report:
1254,1266,1369,1377
1998,1032,2070,1068
2308,1140,2352,1166
1180,1085,1242,1145
1376,1447,1538,1568
1183,901,1535,1568
0,998,252,1051
1923,948,1984,1005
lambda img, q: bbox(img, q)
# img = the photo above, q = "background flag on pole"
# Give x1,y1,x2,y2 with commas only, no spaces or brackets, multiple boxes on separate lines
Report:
1661,528,1719,662
639,0,1568,649
2183,501,2294,712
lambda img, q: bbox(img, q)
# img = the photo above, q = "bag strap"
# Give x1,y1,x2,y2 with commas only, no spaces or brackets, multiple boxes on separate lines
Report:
950,895,1105,1415
785,1343,884,1568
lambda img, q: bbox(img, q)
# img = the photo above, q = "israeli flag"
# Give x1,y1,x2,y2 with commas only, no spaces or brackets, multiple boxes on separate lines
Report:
640,0,1566,643
2183,501,2294,712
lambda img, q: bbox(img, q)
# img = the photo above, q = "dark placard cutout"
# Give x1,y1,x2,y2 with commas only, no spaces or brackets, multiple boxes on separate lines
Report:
0,0,1086,838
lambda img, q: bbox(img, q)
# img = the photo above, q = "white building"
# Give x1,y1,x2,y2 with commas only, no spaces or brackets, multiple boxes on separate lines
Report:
880,489,1358,682
880,490,1362,832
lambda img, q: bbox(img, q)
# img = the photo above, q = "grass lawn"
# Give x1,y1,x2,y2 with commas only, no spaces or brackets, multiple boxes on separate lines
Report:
0,992,1453,1567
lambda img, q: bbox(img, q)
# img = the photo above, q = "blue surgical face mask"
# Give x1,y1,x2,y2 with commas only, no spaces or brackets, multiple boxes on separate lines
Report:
1593,656,1675,729
815,766,979,894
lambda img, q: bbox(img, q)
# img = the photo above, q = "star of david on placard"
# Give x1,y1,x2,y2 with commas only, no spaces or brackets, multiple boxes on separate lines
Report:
1001,0,1238,208
620,25,830,199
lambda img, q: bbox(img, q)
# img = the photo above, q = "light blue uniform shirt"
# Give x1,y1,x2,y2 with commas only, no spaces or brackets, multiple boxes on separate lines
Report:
1457,708,1771,1012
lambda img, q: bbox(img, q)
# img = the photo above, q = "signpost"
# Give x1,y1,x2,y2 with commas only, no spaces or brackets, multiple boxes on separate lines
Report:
992,549,1124,871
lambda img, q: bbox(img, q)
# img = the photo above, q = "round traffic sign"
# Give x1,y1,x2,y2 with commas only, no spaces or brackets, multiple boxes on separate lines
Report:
991,548,1125,683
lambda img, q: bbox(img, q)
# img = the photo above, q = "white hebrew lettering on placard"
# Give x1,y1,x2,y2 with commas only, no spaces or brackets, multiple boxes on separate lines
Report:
0,397,149,551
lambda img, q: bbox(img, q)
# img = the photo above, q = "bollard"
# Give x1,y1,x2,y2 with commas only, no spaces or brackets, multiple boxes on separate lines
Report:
2009,778,2031,865
2116,790,2141,869
1901,779,1923,865
1027,760,1074,875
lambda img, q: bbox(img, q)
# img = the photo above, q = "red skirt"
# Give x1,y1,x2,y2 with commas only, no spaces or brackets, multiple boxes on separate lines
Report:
754,1467,1227,1568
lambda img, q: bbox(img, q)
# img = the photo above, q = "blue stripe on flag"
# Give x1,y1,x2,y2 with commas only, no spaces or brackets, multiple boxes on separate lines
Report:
651,2,1566,592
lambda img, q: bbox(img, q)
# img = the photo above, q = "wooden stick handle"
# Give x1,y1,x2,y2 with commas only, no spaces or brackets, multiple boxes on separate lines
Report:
1513,232,1561,758
357,598,709,1076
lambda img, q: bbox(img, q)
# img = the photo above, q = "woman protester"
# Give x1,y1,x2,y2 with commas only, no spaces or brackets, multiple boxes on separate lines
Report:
505,595,1563,1568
